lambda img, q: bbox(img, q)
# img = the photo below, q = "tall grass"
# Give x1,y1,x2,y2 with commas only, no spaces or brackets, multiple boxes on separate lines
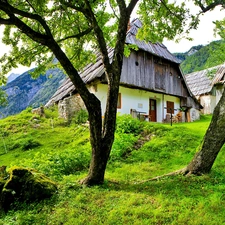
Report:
1,110,225,225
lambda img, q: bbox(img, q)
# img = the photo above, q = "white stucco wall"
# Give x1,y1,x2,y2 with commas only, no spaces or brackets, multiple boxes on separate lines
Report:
200,95,216,114
58,83,200,122
95,84,182,122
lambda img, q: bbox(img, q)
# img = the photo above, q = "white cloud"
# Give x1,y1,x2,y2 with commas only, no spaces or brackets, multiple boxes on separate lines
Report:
164,5,225,53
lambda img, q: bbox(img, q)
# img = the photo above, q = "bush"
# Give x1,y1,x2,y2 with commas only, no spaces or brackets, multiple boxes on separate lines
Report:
72,109,88,124
110,133,139,162
116,114,143,135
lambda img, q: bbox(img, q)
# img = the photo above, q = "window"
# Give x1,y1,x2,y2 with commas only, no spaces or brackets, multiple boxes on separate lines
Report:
117,93,122,109
166,101,174,114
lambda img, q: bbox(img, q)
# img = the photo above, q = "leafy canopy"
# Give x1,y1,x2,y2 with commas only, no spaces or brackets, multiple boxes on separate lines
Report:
0,0,115,81
0,0,224,84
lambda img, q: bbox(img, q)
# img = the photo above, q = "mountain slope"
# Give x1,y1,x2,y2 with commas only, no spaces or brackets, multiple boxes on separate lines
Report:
174,40,225,74
7,73,21,83
0,68,65,118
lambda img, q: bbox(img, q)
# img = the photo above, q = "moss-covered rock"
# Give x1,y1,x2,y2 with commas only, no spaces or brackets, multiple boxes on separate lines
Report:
0,166,57,212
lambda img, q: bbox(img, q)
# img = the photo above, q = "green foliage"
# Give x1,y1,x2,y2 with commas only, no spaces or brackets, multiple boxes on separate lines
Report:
16,147,90,179
123,44,139,57
71,109,89,125
0,88,7,108
116,114,143,135
214,18,225,40
174,45,203,61
131,125,199,165
0,1,114,76
206,68,218,80
110,133,138,161
10,137,41,151
137,1,192,43
179,40,225,74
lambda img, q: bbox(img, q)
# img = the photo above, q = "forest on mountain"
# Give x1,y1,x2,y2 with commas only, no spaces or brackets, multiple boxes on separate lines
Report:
174,40,225,74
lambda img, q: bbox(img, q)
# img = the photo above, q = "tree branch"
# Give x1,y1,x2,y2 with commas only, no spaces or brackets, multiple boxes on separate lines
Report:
25,0,37,13
57,27,93,43
2,44,47,67
127,0,139,16
137,168,186,184
0,17,13,25
116,0,127,14
109,0,119,20
195,0,225,12
83,0,111,70
159,0,186,20
0,1,52,37
59,0,87,14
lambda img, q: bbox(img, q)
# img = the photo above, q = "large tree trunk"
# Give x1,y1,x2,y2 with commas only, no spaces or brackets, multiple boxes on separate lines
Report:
184,88,225,175
80,67,121,185
79,3,131,185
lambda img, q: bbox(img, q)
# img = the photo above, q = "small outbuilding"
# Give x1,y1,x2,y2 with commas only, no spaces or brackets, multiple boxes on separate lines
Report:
185,63,225,114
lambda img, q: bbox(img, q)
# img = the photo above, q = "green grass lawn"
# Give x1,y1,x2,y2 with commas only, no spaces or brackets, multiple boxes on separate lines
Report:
1,110,225,225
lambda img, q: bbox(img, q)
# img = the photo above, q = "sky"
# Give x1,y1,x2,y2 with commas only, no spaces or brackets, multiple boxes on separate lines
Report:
0,2,224,75
163,6,224,53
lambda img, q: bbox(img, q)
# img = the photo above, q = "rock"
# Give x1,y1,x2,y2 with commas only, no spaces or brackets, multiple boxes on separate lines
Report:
31,106,45,117
0,166,57,212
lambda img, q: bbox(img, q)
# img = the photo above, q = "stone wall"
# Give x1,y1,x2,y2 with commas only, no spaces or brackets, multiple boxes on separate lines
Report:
58,94,86,121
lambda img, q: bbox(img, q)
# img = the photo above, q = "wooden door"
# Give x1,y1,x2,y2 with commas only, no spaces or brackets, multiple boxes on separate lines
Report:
149,99,157,122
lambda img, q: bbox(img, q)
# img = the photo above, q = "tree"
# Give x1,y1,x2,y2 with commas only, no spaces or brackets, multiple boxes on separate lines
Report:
0,0,139,186
181,1,225,175
0,89,7,108
0,0,224,186
184,88,225,175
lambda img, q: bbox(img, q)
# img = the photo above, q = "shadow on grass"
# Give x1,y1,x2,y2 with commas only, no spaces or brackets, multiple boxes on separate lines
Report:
102,170,225,199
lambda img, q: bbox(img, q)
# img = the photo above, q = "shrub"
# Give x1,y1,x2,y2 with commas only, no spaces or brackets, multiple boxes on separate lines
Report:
72,109,88,124
116,114,143,135
14,146,91,179
20,138,41,151
44,105,59,119
110,133,139,162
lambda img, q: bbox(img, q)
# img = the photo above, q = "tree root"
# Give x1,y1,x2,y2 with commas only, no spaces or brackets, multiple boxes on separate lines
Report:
136,167,188,184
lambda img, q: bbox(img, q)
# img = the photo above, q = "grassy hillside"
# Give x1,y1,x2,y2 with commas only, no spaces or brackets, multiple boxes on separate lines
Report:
1,109,225,224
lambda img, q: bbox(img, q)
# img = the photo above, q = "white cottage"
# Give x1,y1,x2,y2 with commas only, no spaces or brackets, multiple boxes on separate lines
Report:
46,19,201,123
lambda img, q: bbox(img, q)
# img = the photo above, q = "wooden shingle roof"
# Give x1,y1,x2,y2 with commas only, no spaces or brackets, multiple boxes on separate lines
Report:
212,63,225,85
46,19,180,106
46,48,114,106
185,63,225,96
126,19,180,63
